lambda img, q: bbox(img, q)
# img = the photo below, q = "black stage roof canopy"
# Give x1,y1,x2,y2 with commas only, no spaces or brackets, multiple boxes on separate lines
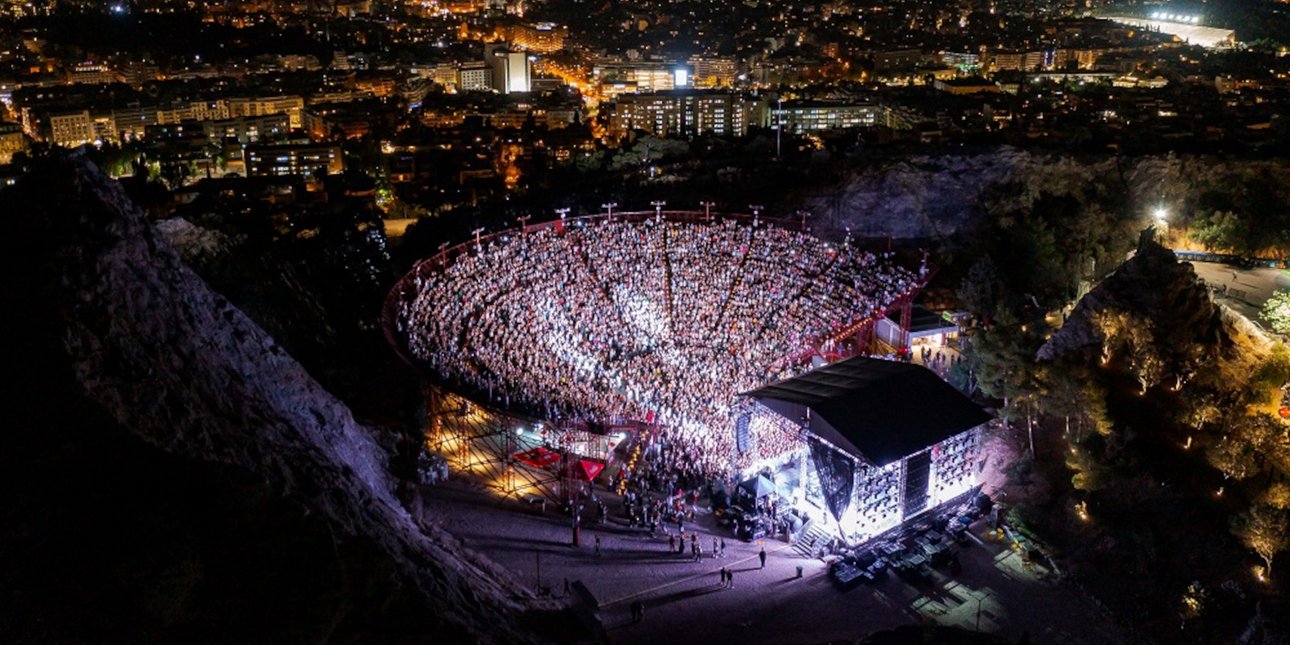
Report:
742,356,991,467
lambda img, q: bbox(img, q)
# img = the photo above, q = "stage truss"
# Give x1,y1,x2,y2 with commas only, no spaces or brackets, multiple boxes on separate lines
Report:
423,384,641,503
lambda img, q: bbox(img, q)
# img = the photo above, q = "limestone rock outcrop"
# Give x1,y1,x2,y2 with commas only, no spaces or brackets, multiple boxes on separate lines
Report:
1038,233,1226,362
0,157,567,642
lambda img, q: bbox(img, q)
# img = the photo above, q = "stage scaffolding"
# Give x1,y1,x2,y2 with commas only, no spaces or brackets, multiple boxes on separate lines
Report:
788,419,983,545
423,384,637,504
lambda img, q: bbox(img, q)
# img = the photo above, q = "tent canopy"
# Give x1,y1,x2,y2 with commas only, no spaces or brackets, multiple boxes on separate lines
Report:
739,474,778,498
564,458,605,482
514,446,561,469
742,356,990,467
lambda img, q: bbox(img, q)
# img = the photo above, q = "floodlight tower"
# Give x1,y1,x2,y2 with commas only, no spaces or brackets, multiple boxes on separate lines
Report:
701,200,716,223
651,200,667,222
797,210,811,232
601,202,618,221
775,97,783,159
749,204,763,227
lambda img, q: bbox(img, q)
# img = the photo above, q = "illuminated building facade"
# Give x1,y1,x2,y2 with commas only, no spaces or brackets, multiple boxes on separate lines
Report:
228,96,306,128
68,62,116,85
593,60,689,94
774,100,878,133
458,61,493,92
688,56,738,88
245,142,343,177
498,21,568,53
203,113,291,145
0,122,28,164
486,44,531,94
611,90,765,138
47,110,95,147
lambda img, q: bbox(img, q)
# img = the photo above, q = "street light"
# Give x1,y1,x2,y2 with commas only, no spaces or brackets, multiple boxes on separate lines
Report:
601,202,618,221
1153,206,1169,225
749,204,764,227
1151,206,1170,242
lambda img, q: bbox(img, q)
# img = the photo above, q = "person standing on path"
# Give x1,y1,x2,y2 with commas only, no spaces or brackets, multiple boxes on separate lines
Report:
728,568,734,588
759,546,766,569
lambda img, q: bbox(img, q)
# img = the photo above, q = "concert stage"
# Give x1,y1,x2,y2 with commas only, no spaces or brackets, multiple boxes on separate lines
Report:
740,356,991,544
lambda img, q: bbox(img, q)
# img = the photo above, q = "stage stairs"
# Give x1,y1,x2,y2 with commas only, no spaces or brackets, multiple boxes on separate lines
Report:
793,520,833,558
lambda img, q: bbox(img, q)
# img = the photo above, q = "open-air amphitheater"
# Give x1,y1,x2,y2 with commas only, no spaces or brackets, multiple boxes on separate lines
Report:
384,209,932,499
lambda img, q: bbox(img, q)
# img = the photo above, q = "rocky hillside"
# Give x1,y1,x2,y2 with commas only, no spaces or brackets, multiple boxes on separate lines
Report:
794,147,1290,241
796,149,1024,239
0,157,574,642
1038,231,1226,362
156,199,422,437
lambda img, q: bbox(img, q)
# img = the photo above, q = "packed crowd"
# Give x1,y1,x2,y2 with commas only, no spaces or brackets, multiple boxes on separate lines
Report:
738,407,806,473
614,439,709,532
398,218,920,478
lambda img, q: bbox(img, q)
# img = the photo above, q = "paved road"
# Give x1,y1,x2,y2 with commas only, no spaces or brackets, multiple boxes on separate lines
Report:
383,217,418,238
422,482,1126,644
1188,261,1290,326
